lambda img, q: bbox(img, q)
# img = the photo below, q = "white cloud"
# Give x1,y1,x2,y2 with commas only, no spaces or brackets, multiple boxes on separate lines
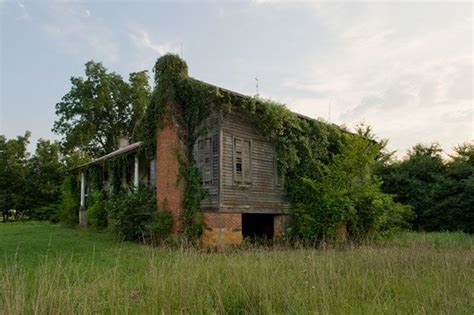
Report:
279,2,473,157
15,1,30,21
128,27,179,70
129,29,178,56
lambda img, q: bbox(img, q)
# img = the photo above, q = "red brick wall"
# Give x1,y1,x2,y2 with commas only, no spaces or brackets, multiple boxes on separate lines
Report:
155,118,185,234
203,212,242,229
274,214,289,239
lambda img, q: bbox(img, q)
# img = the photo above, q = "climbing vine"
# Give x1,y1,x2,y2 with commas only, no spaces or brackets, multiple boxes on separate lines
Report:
138,54,227,239
139,54,411,243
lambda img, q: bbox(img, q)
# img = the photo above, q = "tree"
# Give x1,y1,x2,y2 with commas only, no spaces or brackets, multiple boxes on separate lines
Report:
25,139,65,221
0,132,30,221
379,144,445,230
378,142,473,232
431,143,474,232
53,61,150,158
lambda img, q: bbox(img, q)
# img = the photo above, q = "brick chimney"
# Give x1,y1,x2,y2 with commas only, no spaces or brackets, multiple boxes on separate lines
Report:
117,136,129,148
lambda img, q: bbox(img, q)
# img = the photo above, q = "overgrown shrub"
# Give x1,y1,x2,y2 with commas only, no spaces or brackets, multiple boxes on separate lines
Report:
106,187,171,241
146,208,173,242
29,204,59,223
289,129,412,243
58,176,79,226
86,191,108,230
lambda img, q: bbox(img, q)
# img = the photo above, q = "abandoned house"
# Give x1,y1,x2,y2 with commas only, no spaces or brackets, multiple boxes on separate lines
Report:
73,75,329,247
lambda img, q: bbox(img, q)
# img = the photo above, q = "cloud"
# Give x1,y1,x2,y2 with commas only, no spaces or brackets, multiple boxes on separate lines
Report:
0,1,32,21
129,29,178,56
128,28,180,70
279,2,473,157
43,2,119,64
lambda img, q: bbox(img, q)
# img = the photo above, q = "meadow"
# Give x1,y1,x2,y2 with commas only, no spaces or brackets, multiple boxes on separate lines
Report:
1,222,473,314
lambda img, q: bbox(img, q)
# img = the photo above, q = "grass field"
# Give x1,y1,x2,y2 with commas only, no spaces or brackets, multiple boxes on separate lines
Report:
1,222,473,314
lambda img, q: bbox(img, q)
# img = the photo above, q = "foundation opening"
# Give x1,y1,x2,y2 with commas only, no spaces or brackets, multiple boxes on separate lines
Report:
242,213,274,240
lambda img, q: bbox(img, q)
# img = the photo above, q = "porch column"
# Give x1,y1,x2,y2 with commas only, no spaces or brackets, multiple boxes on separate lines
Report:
79,171,87,226
134,155,139,190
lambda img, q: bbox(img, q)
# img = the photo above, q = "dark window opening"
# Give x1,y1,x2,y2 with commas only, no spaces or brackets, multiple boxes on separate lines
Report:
242,213,274,240
125,159,133,184
233,137,251,184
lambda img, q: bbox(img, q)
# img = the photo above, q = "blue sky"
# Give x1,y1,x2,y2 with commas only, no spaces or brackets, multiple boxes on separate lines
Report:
1,0,472,157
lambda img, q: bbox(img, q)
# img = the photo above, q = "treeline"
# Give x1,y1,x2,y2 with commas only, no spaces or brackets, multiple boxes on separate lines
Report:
2,132,470,234
0,132,65,222
378,143,473,233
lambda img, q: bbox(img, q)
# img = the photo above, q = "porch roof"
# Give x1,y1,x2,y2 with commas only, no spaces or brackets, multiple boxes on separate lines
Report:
71,141,142,171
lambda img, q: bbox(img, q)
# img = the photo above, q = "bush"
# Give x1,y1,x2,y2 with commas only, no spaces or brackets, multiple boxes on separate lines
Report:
106,187,170,241
146,209,173,242
29,204,59,223
86,191,108,230
58,176,79,226
289,130,412,243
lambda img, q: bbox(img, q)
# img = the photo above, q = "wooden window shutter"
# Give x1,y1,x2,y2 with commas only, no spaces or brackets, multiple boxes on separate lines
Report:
233,137,243,183
204,137,212,185
243,139,251,183
198,137,212,185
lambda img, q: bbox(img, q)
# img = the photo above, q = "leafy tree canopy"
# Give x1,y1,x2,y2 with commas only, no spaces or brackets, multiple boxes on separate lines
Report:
25,139,65,221
379,142,473,232
53,61,150,158
0,132,31,221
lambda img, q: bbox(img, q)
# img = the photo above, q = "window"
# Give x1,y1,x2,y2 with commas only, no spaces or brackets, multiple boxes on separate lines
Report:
233,137,251,184
198,137,213,185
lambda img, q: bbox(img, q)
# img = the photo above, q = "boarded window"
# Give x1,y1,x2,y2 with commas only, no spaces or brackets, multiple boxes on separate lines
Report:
233,137,251,184
198,137,212,185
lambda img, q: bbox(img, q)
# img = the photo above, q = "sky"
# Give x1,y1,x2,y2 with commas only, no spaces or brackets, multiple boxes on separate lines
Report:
0,0,472,158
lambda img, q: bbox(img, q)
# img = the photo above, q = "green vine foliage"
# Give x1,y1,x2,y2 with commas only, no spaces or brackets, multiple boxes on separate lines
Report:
139,54,411,243
178,156,206,239
139,54,220,239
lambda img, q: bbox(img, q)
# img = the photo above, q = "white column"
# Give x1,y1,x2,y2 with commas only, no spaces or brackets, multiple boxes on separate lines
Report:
80,172,85,209
79,171,87,226
134,155,139,190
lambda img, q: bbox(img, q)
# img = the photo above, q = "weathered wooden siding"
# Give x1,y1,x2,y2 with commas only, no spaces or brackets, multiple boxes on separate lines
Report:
192,113,220,210
220,109,287,213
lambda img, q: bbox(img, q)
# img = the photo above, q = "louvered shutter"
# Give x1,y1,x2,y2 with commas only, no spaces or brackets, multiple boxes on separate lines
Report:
242,139,251,183
204,138,212,184
234,138,243,183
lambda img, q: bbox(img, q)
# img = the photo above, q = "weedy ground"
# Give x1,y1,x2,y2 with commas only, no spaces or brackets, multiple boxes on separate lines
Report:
1,222,473,314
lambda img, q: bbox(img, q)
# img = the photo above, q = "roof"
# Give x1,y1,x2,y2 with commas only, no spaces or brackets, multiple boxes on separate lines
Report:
71,141,142,171
192,78,350,133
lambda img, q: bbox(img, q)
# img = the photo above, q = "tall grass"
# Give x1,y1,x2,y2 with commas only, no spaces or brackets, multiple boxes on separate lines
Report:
1,222,473,314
